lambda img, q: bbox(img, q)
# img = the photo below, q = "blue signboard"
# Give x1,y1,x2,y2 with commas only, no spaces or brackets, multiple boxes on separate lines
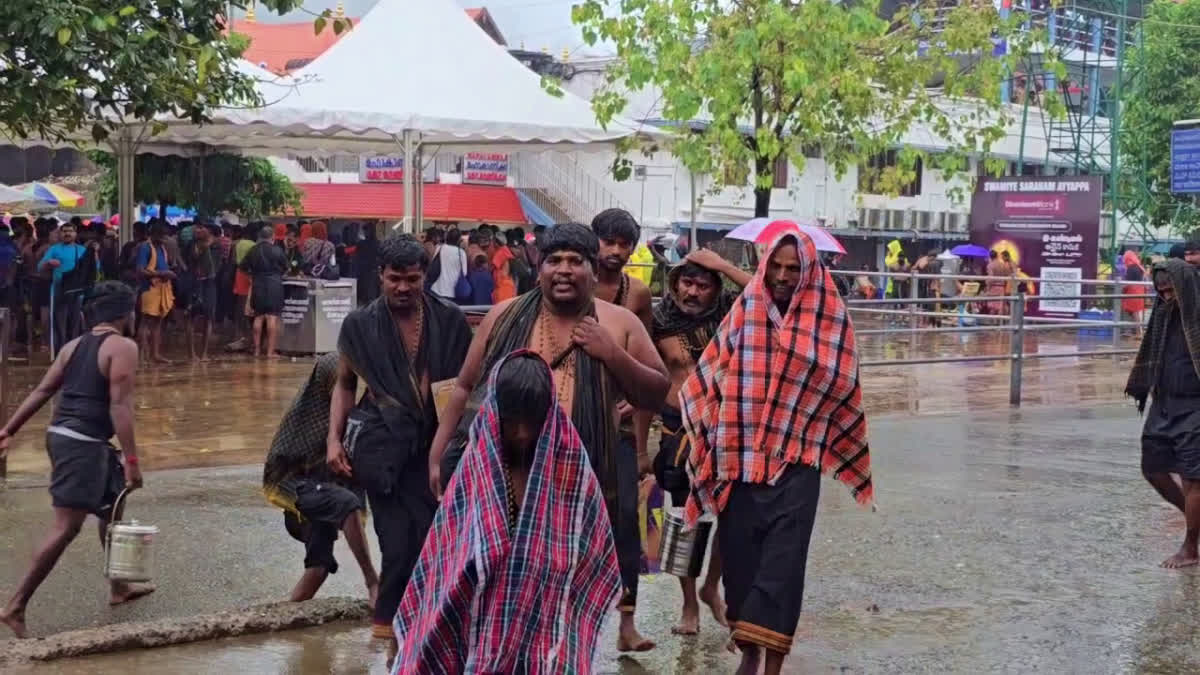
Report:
1171,126,1200,194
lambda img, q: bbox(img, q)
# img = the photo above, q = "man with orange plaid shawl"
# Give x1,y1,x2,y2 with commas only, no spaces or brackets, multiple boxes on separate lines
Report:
394,350,620,673
681,230,874,675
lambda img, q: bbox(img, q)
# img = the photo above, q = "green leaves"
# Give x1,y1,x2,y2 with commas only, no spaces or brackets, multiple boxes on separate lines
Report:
1121,0,1200,236
93,153,302,218
0,1,338,144
563,0,1031,216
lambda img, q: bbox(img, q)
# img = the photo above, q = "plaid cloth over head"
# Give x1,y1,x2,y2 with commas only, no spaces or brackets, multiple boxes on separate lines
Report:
681,231,874,525
392,350,620,674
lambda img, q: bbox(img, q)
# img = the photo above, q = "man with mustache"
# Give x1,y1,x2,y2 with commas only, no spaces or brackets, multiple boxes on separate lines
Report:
325,235,473,642
651,248,750,636
682,232,873,675
429,223,669,653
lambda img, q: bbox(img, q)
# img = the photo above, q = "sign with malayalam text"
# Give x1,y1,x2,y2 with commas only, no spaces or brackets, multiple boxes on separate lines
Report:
1172,125,1200,194
969,176,1101,318
462,151,509,186
359,156,404,183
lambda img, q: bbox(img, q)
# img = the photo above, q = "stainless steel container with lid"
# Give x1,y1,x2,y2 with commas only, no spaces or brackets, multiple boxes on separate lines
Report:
104,489,158,583
658,507,714,578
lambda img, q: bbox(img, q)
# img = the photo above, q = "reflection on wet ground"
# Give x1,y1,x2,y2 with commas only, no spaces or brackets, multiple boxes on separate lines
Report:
1,324,1137,477
9,405,1200,673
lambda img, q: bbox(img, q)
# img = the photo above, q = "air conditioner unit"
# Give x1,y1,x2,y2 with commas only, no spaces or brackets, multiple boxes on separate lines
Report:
950,212,970,233
859,208,886,229
915,210,935,232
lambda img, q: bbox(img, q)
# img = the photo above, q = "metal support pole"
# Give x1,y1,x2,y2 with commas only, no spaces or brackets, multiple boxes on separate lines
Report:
1045,10,1058,94
1112,278,1122,349
908,270,919,334
689,171,698,251
1088,17,1103,117
1009,292,1025,407
413,141,424,234
401,129,414,235
1109,0,1127,253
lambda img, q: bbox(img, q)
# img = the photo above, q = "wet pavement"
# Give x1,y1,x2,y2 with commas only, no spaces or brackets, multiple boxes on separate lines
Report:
1,325,1137,477
7,403,1200,673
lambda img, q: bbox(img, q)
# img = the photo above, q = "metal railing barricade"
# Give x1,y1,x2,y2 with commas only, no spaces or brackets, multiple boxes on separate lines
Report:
458,270,1150,408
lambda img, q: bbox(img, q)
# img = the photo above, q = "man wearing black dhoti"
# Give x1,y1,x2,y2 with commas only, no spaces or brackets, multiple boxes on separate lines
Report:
325,235,473,640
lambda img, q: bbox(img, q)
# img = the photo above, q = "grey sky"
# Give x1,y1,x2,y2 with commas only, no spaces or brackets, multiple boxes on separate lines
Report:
238,0,597,56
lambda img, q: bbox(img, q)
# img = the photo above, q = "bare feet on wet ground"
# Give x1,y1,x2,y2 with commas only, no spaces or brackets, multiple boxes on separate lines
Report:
1162,544,1200,569
0,605,27,639
110,581,157,606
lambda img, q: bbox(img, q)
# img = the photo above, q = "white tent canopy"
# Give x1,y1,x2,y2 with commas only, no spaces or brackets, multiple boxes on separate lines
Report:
14,0,646,236
155,0,641,151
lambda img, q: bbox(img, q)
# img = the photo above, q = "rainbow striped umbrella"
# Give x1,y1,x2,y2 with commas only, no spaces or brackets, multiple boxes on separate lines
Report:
0,183,38,205
17,182,85,208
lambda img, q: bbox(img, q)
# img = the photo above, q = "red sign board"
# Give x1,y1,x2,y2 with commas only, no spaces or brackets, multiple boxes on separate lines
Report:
463,152,509,186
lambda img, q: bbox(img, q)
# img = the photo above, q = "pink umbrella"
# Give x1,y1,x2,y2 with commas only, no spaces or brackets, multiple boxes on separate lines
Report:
725,217,847,254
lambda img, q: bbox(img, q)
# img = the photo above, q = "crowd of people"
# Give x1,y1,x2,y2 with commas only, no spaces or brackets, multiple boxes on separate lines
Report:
0,216,391,363
0,208,878,675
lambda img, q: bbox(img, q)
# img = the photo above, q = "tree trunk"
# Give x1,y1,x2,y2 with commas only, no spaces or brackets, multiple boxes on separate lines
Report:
754,155,772,218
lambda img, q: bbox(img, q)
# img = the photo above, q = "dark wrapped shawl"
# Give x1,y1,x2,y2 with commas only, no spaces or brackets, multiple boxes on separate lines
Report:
652,265,738,363
1126,259,1200,412
340,294,472,492
262,352,340,509
450,290,622,498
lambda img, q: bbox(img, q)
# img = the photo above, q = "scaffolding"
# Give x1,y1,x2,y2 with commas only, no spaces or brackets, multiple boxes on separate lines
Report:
1005,0,1155,251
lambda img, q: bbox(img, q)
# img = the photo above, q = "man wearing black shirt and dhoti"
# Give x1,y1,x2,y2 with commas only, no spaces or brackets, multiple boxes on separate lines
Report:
1127,259,1200,568
428,223,670,653
326,235,472,641
651,248,750,636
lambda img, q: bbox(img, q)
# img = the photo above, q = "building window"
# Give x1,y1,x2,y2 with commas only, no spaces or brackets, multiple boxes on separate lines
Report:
1009,161,1042,176
858,150,922,197
772,155,788,189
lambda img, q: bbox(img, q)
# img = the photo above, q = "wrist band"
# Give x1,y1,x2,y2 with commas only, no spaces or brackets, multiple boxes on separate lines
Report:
124,455,139,465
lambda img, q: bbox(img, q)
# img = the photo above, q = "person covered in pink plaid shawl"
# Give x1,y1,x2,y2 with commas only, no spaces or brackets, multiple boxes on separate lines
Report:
392,350,621,674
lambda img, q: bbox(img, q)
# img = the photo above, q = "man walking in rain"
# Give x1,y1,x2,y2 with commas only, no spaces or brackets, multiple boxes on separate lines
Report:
1127,259,1200,568
393,351,620,673
650,247,750,635
428,223,669,653
681,230,874,674
326,235,473,640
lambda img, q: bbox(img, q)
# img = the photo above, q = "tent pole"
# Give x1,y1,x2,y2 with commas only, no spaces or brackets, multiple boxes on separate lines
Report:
402,129,414,235
116,130,136,247
414,136,424,234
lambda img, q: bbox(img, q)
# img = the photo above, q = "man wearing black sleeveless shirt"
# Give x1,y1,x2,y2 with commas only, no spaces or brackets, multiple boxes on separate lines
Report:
0,282,148,638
